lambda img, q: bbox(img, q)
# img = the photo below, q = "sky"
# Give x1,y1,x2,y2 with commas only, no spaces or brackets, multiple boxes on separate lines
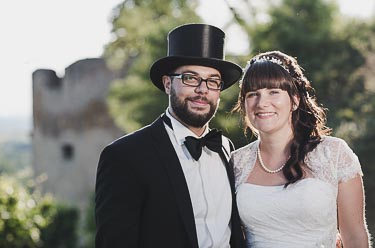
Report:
0,0,374,122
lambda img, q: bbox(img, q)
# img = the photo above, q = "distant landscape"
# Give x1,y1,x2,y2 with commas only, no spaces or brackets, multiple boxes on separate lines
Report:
0,116,32,174
0,116,31,142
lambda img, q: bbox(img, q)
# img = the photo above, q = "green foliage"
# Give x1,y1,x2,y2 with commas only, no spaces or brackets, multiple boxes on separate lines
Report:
352,93,375,235
81,193,95,248
39,205,79,248
209,75,255,147
104,0,201,132
241,0,366,130
0,175,79,248
0,175,54,247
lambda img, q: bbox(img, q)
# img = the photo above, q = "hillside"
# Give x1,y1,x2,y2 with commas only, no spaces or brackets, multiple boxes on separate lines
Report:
0,116,32,174
0,116,31,142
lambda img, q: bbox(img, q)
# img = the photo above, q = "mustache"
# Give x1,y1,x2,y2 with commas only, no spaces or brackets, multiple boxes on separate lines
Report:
186,96,209,103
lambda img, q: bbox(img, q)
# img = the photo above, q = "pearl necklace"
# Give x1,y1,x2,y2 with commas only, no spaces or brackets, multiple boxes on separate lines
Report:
257,146,290,174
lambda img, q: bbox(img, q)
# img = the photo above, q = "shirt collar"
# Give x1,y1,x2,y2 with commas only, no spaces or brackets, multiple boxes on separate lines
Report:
165,109,209,146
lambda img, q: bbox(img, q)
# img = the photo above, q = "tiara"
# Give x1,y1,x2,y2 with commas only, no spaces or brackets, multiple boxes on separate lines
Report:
243,56,289,74
239,56,290,87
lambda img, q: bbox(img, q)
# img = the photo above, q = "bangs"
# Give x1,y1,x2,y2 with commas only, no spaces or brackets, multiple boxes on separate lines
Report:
242,61,293,93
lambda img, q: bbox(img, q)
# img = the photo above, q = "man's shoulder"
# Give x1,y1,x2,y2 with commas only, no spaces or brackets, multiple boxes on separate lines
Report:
117,125,149,142
107,118,164,149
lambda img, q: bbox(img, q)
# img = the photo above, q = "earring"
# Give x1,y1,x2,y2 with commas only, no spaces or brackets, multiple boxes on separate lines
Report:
292,104,298,111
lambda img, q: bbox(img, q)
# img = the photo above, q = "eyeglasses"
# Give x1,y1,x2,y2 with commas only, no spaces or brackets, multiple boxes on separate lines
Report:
168,73,224,91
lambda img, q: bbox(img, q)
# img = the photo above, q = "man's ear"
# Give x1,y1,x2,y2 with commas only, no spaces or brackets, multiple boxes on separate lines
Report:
163,75,172,94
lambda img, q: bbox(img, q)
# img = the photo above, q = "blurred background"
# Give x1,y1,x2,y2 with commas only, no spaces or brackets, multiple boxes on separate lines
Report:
1,0,374,247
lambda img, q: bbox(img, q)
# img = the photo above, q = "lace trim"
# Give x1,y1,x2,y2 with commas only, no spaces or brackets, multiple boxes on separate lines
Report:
231,136,363,190
231,140,259,191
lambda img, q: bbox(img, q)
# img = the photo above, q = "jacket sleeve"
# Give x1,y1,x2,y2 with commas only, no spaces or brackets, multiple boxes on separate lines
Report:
95,143,143,248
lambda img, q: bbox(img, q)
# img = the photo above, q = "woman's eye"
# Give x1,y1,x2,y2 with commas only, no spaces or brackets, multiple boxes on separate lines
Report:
246,92,257,98
270,90,280,95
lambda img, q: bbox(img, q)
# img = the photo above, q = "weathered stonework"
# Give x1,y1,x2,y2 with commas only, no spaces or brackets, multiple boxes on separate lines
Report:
32,58,123,211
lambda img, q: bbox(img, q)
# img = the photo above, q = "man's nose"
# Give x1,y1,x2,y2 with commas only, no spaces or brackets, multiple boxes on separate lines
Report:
195,80,209,93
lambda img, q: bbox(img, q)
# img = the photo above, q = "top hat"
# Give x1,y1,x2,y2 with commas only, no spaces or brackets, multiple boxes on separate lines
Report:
149,23,242,91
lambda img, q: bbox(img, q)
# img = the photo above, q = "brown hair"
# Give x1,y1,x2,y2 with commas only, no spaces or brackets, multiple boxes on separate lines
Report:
233,51,331,186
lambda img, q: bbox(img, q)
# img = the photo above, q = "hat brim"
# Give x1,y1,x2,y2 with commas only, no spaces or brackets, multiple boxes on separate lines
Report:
150,56,242,92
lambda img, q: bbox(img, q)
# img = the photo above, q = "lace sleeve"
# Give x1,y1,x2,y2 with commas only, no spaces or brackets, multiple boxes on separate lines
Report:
336,138,363,183
306,136,363,185
230,142,258,191
230,152,243,191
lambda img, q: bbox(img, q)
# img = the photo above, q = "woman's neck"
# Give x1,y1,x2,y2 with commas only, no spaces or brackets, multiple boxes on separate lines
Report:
258,130,294,157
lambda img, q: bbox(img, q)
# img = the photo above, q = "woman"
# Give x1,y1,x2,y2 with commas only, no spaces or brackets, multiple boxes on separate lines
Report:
231,50,371,247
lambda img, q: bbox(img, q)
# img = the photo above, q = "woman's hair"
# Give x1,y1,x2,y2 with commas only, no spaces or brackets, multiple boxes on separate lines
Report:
233,50,331,186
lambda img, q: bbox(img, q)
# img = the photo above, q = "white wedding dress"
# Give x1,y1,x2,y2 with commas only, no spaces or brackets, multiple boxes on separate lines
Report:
231,136,363,248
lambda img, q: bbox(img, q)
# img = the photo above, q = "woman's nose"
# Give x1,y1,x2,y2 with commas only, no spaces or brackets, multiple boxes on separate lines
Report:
257,94,269,106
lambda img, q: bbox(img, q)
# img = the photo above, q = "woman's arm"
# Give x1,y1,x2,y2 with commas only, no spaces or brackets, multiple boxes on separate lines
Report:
337,175,371,248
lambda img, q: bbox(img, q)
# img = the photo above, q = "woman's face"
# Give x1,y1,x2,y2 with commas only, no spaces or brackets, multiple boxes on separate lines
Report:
244,87,297,136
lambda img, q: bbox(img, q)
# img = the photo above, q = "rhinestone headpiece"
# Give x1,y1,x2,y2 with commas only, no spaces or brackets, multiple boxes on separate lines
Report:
239,56,289,87
254,56,289,72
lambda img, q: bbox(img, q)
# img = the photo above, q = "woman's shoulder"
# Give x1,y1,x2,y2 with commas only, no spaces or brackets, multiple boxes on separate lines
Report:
231,141,258,189
320,135,346,145
308,136,362,183
314,136,350,154
232,141,258,158
307,136,351,165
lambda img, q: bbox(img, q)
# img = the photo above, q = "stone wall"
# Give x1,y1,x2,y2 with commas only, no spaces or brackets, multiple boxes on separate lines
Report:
32,58,123,210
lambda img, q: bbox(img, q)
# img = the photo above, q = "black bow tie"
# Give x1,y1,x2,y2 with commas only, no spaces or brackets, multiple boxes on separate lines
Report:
184,129,222,161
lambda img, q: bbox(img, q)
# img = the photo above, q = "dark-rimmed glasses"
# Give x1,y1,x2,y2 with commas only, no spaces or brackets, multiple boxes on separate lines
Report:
168,73,224,91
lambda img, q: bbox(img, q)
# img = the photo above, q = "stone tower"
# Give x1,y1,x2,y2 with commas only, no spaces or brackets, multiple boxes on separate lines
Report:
32,58,123,210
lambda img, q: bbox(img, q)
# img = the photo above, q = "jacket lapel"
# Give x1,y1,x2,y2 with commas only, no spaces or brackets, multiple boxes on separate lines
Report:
218,148,236,192
150,117,199,248
219,145,245,248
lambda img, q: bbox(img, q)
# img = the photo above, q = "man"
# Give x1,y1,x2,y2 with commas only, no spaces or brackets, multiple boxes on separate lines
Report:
95,23,245,248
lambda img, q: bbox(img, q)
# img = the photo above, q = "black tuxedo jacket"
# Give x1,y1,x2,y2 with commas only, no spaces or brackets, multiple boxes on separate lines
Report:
95,116,245,248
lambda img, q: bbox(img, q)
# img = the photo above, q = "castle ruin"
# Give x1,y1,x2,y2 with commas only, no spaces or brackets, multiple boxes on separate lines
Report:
32,58,123,211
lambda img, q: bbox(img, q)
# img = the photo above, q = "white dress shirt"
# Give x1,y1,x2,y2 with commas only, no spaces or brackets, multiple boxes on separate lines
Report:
164,110,232,248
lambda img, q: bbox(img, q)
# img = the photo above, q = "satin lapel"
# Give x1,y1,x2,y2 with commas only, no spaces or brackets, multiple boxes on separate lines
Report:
218,149,236,194
219,149,243,248
150,117,199,248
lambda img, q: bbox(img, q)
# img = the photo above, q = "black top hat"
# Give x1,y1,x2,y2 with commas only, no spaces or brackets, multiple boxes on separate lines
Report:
150,23,242,91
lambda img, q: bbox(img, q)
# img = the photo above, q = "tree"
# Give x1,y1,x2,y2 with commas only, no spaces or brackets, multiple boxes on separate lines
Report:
103,0,254,146
348,19,375,235
0,174,79,247
0,175,53,247
81,192,96,248
39,205,79,248
353,94,375,234
229,0,366,130
104,0,201,133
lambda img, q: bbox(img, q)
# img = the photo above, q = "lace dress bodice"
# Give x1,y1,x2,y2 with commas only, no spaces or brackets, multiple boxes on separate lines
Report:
231,136,363,248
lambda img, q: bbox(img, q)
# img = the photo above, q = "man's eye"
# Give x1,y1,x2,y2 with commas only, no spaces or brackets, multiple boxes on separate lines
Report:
207,79,220,85
209,78,220,83
183,75,197,81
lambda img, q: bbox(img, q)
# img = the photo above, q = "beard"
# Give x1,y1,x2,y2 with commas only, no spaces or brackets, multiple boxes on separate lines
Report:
170,86,219,128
